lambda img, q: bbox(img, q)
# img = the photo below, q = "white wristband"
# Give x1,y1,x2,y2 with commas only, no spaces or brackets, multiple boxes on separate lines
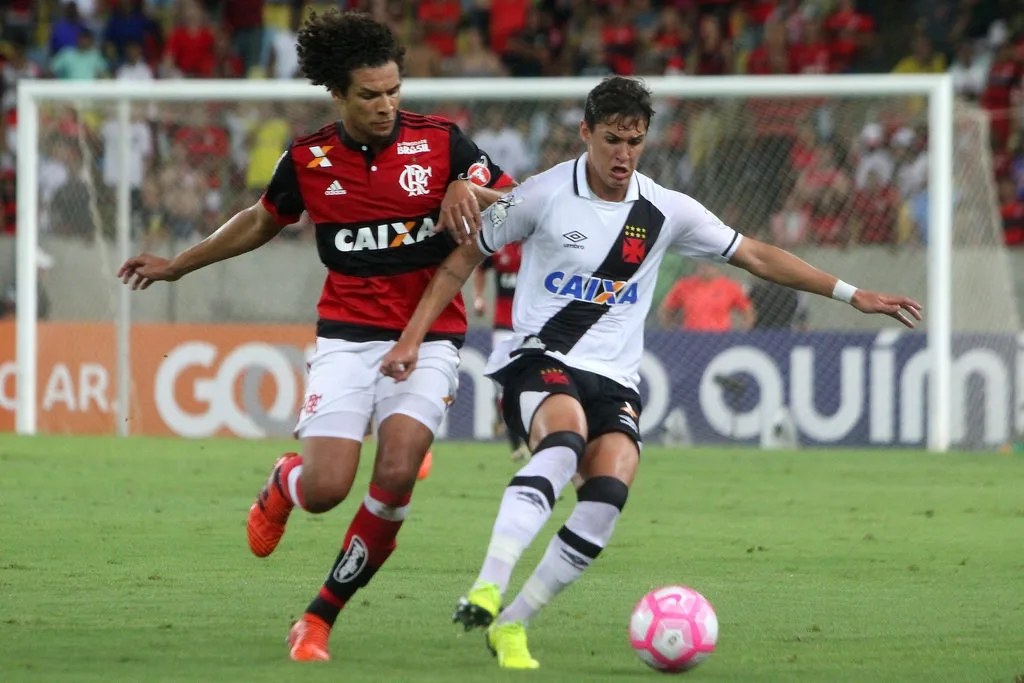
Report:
832,279,857,304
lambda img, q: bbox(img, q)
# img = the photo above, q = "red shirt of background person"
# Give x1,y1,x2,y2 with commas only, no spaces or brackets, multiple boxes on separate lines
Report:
791,19,832,74
489,0,529,54
164,2,215,76
809,188,849,246
602,0,637,75
417,0,461,57
999,178,1024,246
981,43,1022,149
825,0,875,35
747,18,796,75
851,170,899,244
659,263,753,332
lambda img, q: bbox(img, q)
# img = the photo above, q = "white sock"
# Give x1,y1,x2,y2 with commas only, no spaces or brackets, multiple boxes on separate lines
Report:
498,499,621,625
473,444,579,594
286,464,305,511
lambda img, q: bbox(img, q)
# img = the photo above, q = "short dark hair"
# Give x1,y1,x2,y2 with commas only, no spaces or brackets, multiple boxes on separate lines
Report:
297,9,406,95
584,77,655,130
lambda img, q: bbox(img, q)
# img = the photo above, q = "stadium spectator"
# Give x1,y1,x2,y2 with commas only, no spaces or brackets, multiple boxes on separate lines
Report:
244,103,291,196
1000,177,1024,246
489,0,530,56
1,41,42,112
850,168,900,245
980,41,1021,150
810,187,850,246
602,0,637,76
204,29,245,78
417,0,461,58
748,278,809,330
854,123,894,190
573,16,613,77
450,27,507,77
103,0,152,65
502,5,551,77
648,7,693,71
791,145,852,207
51,31,109,80
791,18,832,74
222,0,265,74
157,140,207,239
688,14,730,75
403,24,444,78
746,18,795,75
892,127,928,199
115,41,155,81
770,194,812,247
101,105,153,195
892,34,946,74
50,150,93,237
659,263,754,331
949,40,990,102
163,1,216,77
472,107,532,180
267,5,300,79
50,2,87,56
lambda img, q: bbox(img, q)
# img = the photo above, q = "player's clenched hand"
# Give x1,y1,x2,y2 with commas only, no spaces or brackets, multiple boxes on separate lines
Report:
380,341,420,382
117,253,181,291
851,290,923,328
435,180,481,245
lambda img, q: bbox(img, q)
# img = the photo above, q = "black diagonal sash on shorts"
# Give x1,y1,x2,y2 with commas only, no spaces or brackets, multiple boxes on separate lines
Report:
536,196,666,354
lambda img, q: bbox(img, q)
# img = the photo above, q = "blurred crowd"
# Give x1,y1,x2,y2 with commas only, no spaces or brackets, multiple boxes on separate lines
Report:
0,0,1023,251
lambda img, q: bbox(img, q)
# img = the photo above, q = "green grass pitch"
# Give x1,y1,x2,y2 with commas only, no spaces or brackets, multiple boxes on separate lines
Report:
0,436,1022,683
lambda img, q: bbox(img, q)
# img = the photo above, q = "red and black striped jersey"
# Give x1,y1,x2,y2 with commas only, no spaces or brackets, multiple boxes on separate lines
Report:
261,110,513,344
480,242,521,331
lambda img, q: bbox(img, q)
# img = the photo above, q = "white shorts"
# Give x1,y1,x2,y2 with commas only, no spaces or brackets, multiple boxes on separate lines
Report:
492,328,515,351
295,338,460,441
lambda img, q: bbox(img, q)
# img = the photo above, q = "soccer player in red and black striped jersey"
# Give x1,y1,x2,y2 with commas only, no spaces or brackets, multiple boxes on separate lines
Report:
117,10,514,661
472,242,531,460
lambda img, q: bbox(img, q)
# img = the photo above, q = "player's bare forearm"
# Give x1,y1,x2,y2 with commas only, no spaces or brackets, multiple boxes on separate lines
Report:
729,238,836,298
400,242,487,345
729,237,922,327
470,180,517,209
170,202,284,278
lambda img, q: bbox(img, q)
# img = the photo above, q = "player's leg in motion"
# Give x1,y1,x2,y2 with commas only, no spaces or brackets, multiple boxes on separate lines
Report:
493,433,635,658
290,340,457,661
453,362,588,669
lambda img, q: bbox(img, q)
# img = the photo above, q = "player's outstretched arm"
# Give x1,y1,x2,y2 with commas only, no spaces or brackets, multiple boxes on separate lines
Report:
117,201,285,290
728,237,922,328
381,241,488,381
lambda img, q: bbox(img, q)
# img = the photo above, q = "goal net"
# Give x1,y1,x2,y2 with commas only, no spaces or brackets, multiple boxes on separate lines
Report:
13,76,1017,450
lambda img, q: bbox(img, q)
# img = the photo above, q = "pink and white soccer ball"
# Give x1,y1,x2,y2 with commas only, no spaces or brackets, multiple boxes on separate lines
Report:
629,585,718,673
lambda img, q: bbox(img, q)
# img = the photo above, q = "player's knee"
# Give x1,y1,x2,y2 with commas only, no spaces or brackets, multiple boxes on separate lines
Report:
576,475,629,511
301,470,352,513
371,444,423,493
533,430,586,462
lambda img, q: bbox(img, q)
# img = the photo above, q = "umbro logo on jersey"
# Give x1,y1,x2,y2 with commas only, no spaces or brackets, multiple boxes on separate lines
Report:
325,180,347,196
306,145,333,168
562,231,587,250
544,271,639,305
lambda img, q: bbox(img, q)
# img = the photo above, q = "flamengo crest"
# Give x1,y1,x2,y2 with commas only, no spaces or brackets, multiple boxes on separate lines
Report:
399,164,432,196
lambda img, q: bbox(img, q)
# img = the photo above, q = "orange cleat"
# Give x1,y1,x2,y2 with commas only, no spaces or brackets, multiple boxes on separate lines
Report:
247,452,299,558
417,450,433,481
287,614,331,661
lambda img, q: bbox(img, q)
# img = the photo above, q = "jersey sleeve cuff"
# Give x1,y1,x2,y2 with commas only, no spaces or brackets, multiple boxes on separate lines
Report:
719,230,742,260
492,173,516,189
260,193,301,226
477,229,496,256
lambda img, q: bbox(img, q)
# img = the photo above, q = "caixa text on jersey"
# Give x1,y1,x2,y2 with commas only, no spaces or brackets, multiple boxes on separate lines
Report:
332,216,437,252
544,271,639,305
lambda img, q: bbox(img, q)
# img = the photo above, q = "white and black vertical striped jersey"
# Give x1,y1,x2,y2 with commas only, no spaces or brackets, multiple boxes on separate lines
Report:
477,153,744,391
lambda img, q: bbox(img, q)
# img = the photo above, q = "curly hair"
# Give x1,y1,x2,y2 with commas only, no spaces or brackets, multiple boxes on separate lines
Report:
297,9,406,95
584,77,655,130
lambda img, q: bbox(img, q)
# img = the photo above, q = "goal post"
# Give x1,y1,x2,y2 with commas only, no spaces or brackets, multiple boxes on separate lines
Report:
15,74,959,449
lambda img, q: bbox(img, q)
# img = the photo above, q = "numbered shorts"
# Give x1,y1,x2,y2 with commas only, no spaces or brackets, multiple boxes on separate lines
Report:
295,338,459,441
491,354,642,446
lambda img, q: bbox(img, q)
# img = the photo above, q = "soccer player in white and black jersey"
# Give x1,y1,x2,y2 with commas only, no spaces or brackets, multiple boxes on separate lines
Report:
381,77,921,669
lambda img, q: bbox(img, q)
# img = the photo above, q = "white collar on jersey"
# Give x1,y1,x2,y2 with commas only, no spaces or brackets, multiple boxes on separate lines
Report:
573,153,640,203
